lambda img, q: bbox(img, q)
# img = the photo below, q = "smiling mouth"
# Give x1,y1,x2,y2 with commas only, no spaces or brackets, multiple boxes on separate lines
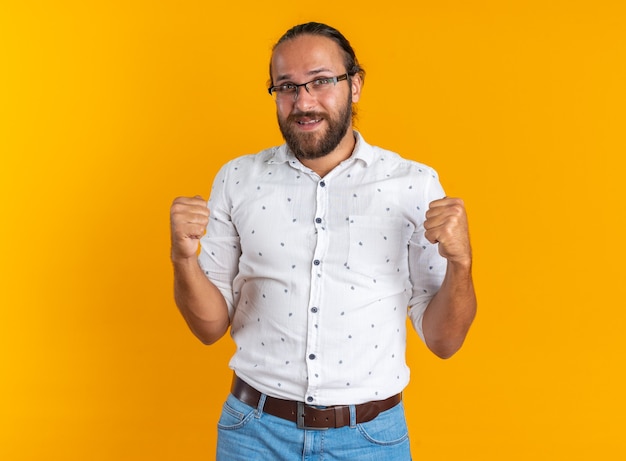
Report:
297,119,322,125
289,111,325,126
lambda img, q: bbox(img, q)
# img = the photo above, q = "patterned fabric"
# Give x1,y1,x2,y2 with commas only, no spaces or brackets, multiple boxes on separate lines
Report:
199,132,446,406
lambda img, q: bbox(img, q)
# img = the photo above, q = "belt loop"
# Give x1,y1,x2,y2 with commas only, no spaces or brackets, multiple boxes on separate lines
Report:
255,393,267,419
349,405,357,428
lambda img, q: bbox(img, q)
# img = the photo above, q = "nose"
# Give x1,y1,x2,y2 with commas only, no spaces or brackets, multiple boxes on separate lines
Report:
294,83,316,110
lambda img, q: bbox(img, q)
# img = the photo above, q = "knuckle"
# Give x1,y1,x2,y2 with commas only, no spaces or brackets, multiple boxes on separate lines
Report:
450,204,465,217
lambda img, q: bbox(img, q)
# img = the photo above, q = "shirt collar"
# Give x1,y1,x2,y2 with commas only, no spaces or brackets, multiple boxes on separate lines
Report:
267,131,375,167
350,131,375,166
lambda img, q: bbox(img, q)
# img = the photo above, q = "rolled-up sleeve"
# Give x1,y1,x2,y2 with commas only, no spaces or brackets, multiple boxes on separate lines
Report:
198,162,241,320
407,171,447,343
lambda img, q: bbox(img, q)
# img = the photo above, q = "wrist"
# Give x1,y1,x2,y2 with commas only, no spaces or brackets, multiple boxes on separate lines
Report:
171,251,199,268
446,256,472,273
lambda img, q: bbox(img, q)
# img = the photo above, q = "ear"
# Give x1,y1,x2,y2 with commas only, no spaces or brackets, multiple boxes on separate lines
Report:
350,74,362,103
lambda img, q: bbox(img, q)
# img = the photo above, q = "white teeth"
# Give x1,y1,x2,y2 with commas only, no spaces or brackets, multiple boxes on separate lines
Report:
298,119,320,125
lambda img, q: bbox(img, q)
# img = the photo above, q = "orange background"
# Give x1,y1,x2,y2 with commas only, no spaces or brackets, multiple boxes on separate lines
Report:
2,1,625,459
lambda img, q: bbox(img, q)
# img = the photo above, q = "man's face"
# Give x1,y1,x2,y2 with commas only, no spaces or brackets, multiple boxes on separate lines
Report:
270,34,361,160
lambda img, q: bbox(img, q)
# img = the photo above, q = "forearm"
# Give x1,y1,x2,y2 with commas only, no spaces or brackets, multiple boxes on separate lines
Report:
173,256,230,345
422,260,477,359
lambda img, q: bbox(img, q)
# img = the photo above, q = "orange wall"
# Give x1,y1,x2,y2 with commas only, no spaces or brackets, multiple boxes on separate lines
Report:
2,1,625,459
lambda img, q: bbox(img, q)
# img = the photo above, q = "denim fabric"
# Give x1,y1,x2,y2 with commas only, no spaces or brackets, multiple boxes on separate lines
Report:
216,393,412,460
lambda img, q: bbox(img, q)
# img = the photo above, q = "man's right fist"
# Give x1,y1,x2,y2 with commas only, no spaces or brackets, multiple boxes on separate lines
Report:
170,196,209,261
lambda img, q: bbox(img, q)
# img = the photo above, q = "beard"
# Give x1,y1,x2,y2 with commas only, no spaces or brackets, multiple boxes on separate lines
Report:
278,94,353,160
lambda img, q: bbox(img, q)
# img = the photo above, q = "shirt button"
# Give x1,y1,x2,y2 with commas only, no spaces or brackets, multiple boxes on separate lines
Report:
307,396,314,403
313,260,321,266
315,217,322,224
308,354,316,360
319,181,326,187
311,307,318,313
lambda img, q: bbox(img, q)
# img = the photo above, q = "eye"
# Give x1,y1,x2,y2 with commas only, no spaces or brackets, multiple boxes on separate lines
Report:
276,83,297,93
311,78,333,87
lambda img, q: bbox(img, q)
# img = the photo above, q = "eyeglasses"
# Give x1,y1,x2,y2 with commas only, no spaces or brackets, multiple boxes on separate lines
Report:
268,74,349,101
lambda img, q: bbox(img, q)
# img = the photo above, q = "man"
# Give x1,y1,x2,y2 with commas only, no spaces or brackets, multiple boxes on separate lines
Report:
170,22,476,460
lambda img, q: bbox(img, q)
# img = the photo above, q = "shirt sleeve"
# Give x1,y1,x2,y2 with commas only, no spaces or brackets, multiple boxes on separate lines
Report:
197,161,241,320
407,169,447,343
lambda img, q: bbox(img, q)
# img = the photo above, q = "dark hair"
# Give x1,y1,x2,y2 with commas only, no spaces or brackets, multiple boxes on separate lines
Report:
270,22,365,85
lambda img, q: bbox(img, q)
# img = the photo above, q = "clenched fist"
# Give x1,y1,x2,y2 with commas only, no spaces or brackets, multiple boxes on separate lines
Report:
424,197,472,265
170,196,210,262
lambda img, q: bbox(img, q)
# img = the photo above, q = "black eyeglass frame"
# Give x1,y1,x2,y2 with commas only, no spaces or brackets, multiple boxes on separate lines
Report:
268,73,349,98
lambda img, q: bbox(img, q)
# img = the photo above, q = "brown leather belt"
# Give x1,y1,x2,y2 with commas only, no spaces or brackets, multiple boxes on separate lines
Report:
231,374,402,430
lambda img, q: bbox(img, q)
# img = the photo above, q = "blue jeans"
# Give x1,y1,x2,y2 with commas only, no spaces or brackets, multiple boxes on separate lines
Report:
216,393,412,460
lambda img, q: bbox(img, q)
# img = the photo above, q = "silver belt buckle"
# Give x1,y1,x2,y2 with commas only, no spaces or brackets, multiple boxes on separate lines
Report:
296,401,328,430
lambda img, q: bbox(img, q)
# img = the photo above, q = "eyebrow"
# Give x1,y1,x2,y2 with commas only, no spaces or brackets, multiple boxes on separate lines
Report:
275,68,334,83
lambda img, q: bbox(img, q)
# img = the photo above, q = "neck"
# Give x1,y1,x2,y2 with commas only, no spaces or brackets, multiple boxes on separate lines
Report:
298,129,356,177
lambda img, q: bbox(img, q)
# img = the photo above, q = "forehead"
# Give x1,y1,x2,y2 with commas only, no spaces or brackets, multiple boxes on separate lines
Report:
271,34,345,81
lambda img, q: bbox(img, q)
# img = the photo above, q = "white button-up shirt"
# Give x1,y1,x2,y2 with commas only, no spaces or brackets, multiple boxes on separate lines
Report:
199,132,446,405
